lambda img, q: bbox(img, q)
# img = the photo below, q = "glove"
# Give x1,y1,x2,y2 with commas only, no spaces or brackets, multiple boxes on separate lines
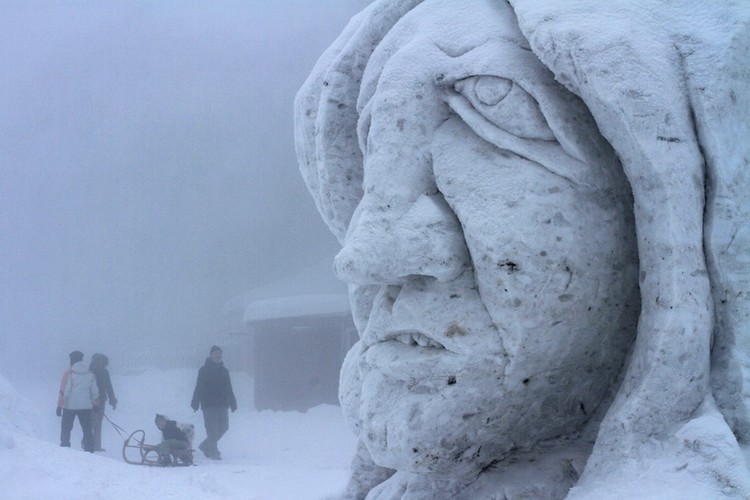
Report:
111,400,117,410
231,405,237,413
56,406,62,417
191,401,199,411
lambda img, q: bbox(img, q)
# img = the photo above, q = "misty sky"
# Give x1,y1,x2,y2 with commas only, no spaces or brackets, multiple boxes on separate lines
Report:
0,1,369,380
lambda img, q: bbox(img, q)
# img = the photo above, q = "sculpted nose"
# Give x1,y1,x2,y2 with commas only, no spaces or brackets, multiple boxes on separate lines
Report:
333,193,471,285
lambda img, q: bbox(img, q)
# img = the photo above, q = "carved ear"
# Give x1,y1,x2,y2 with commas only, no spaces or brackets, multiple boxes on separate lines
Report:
294,0,425,244
510,0,750,450
588,70,713,440
526,25,713,445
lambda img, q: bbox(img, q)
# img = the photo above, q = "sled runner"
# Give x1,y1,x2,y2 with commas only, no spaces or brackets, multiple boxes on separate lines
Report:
122,429,194,467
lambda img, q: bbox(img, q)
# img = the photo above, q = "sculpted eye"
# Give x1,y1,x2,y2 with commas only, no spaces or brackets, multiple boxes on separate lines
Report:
471,75,512,105
454,75,555,141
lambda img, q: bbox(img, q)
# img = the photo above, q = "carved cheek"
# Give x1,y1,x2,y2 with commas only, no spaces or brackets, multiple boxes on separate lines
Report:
432,116,630,364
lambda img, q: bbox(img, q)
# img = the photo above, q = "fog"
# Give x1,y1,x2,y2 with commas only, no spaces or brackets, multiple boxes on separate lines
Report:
0,1,368,383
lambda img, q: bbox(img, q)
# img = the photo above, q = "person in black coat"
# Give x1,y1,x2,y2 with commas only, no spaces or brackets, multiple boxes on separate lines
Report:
89,353,118,451
191,345,237,460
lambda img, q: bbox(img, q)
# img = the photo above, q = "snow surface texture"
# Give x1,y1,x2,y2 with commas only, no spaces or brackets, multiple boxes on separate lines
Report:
295,0,750,498
0,370,356,499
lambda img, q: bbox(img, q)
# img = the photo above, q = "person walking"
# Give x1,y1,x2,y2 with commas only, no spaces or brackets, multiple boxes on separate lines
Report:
56,351,98,452
89,353,118,452
191,345,237,460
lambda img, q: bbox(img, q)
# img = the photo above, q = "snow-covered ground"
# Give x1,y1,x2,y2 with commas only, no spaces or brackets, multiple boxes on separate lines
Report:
0,369,356,499
3,367,750,499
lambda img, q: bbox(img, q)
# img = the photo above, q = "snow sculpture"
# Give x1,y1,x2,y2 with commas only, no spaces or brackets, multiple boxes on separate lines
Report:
295,1,750,498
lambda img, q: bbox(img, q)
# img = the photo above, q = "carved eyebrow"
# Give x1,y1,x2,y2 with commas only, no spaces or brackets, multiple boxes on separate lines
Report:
434,41,477,58
434,36,531,59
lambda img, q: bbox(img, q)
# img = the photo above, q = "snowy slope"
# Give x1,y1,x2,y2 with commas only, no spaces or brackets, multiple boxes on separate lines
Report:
0,370,356,499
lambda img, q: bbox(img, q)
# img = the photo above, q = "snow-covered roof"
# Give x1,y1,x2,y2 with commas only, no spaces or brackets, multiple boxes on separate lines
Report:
223,258,348,318
243,293,350,322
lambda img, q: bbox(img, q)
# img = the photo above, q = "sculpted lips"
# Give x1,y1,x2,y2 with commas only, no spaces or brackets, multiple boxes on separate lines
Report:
363,326,447,351
387,330,446,349
362,328,453,384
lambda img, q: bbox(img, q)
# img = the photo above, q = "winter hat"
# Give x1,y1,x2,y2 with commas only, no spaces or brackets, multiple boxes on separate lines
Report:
155,414,166,425
89,353,108,370
210,345,222,354
69,351,84,364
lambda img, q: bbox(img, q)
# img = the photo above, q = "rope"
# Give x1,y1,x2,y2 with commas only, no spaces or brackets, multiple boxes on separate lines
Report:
103,412,129,439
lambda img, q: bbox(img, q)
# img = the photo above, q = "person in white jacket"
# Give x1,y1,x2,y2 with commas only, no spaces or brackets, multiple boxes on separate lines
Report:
56,351,99,452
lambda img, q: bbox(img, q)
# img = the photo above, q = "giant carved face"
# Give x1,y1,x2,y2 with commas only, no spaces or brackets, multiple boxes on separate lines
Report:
298,0,639,477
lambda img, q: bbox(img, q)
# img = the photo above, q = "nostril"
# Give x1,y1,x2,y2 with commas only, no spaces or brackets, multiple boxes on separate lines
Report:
333,195,471,285
334,243,409,286
336,194,472,285
333,246,359,283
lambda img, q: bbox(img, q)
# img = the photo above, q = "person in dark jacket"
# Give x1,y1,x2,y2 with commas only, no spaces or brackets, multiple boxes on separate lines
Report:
154,414,191,466
191,345,237,460
89,353,118,452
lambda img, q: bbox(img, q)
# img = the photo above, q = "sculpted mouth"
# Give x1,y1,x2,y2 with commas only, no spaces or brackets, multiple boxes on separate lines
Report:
385,330,446,349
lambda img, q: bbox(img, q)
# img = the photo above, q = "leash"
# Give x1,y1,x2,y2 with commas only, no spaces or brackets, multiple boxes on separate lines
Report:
103,412,129,439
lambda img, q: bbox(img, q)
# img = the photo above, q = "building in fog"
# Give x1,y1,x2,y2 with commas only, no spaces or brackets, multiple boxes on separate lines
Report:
244,293,356,411
230,259,357,411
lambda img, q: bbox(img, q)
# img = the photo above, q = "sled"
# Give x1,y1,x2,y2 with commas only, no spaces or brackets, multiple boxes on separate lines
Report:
122,429,194,467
